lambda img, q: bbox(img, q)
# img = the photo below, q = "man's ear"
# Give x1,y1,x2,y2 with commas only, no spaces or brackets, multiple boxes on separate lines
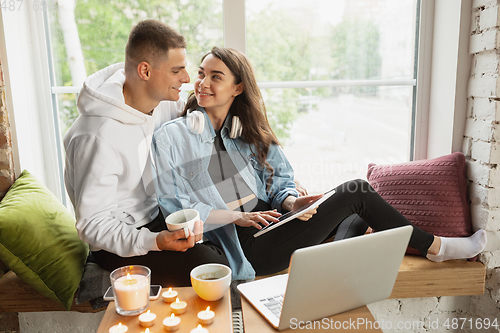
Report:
137,62,152,80
233,82,244,97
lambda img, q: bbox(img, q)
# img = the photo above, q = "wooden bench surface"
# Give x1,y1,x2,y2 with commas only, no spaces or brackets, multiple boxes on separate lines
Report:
0,271,99,313
390,255,486,298
0,255,486,313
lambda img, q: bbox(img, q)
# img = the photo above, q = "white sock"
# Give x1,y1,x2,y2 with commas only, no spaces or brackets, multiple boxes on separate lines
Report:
426,229,487,262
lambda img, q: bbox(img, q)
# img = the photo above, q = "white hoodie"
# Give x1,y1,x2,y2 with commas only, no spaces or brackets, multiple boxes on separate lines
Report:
64,63,184,257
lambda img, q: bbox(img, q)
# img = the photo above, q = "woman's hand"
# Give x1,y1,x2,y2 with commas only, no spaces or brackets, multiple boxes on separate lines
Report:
282,194,323,221
156,220,203,252
234,210,282,229
294,180,308,196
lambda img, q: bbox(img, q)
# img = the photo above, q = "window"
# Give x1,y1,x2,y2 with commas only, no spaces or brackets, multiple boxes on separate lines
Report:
245,0,418,192
47,0,224,135
2,0,420,202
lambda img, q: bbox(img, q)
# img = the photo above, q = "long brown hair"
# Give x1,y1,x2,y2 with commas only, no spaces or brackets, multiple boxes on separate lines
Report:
185,47,280,169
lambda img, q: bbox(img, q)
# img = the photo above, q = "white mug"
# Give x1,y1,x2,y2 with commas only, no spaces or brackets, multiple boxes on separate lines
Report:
190,263,232,301
165,209,199,238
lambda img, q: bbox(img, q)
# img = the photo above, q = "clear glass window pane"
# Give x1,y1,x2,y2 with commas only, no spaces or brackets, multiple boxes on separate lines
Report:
282,86,412,193
248,0,417,193
47,0,223,136
247,0,416,82
57,93,78,135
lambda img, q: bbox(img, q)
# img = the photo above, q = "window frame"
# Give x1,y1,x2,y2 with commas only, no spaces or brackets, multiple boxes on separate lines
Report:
0,6,65,202
1,0,469,203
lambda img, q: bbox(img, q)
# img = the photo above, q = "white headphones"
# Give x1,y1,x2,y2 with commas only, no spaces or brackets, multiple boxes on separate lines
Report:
187,110,242,139
187,110,205,135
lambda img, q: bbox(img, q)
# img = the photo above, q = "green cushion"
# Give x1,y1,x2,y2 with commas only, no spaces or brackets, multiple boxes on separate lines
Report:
0,170,88,310
0,260,6,278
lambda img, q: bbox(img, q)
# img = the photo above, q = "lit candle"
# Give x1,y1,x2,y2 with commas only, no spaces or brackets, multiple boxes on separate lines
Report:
113,273,149,311
197,306,215,325
143,329,150,333
189,324,209,333
138,310,156,327
170,297,187,315
109,323,128,333
162,313,181,332
162,287,178,303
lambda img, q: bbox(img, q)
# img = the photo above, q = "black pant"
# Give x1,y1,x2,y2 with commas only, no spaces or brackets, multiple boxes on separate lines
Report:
236,179,435,276
92,211,229,287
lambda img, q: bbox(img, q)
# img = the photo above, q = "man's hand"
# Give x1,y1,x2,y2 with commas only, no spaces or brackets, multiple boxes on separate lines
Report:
156,220,203,252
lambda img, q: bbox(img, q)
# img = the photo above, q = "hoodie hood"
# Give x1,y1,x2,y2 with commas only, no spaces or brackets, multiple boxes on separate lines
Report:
76,63,148,125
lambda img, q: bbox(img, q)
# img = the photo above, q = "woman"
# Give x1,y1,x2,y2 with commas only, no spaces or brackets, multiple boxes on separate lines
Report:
151,47,486,280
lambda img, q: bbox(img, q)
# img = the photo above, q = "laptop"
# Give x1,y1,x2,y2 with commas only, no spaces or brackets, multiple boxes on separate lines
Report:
237,225,412,330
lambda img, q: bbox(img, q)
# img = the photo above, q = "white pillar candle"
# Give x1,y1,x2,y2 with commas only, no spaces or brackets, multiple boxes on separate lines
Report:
170,297,187,315
197,306,215,325
109,323,128,333
138,310,156,327
163,313,181,332
162,287,178,303
113,273,149,311
190,324,209,333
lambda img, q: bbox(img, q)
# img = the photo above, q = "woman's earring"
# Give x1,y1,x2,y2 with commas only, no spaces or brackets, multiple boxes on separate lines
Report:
230,116,242,139
187,110,205,135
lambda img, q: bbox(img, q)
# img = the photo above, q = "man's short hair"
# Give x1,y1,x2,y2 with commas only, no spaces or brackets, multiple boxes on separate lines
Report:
125,20,186,73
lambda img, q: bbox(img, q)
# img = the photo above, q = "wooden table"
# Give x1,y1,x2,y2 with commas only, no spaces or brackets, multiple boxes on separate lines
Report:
97,287,232,333
97,286,382,333
241,298,382,332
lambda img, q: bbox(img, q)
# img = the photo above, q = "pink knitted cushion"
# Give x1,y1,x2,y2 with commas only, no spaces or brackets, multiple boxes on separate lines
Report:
366,152,473,256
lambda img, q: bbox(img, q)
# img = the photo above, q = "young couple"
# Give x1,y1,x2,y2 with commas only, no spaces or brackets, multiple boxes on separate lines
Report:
64,20,486,286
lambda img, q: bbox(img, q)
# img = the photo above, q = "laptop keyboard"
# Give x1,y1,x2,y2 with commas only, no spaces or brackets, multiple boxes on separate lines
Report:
260,294,284,318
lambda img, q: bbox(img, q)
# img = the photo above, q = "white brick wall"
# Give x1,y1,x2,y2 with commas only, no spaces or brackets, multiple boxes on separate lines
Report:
473,0,499,9
472,52,500,77
467,76,498,97
463,0,500,330
470,29,498,53
478,5,500,30
369,1,500,332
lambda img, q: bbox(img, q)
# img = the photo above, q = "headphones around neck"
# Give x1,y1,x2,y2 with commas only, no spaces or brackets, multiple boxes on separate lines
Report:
187,110,242,139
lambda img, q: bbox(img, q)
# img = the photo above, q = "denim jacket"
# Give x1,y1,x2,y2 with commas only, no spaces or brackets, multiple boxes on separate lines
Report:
151,108,299,280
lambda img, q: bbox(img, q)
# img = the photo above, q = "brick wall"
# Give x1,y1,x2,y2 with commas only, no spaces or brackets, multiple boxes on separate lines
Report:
465,0,500,325
0,57,15,199
368,1,500,332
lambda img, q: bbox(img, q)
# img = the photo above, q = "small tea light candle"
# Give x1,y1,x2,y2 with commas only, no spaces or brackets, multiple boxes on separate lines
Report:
162,287,178,303
197,306,215,325
109,323,128,333
139,310,156,327
163,313,181,332
142,329,151,333
170,297,187,315
190,324,209,333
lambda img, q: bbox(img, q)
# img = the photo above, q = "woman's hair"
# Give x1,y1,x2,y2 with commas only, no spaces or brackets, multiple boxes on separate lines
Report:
184,47,280,170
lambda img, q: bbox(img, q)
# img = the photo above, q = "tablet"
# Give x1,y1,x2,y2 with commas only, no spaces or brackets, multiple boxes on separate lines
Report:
253,189,336,237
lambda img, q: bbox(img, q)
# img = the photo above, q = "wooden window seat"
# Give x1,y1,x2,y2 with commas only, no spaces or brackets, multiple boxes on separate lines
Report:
0,271,98,313
256,255,486,299
389,255,486,298
0,255,485,314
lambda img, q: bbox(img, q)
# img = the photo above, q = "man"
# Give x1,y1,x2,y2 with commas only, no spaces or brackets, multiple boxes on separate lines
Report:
64,20,229,286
